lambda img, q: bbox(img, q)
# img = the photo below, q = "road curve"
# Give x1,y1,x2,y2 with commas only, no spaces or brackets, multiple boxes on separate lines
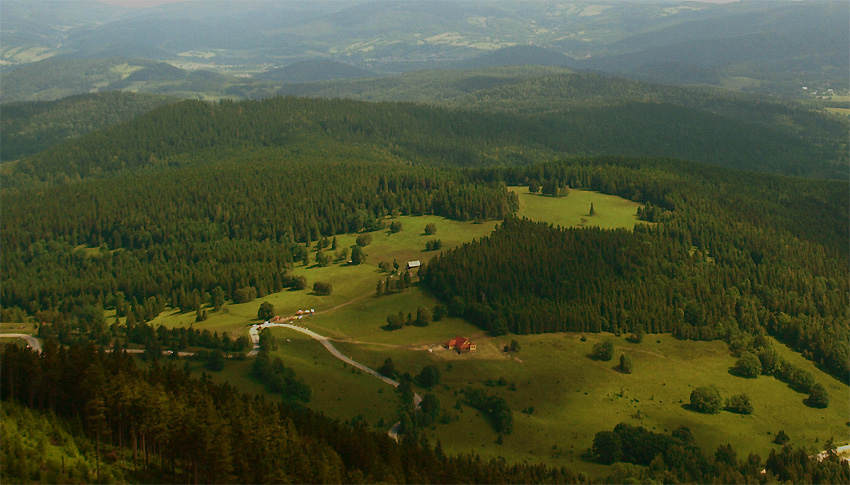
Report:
250,320,422,440
0,333,42,353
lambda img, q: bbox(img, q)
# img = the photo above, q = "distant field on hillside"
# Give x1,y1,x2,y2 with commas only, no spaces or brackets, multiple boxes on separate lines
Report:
510,186,647,230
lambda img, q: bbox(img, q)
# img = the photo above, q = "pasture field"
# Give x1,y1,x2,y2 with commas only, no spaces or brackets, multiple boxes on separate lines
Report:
0,322,38,334
141,196,847,475
509,186,648,230
332,332,849,475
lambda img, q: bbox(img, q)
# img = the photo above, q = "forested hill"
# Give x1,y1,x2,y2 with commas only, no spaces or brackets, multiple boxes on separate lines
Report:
0,91,174,162
422,158,848,382
274,71,847,178
3,94,841,190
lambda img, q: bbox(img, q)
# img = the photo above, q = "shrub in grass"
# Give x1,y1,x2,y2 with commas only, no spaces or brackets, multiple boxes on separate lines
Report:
805,383,829,408
313,281,333,295
690,386,722,414
725,393,753,414
591,340,614,361
773,430,790,445
731,352,762,378
355,234,372,247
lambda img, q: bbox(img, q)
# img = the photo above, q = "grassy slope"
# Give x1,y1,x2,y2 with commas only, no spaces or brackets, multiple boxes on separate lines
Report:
509,186,648,230
128,195,848,475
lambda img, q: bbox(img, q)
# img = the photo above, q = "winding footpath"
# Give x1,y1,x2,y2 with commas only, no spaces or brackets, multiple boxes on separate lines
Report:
0,333,42,353
249,318,421,440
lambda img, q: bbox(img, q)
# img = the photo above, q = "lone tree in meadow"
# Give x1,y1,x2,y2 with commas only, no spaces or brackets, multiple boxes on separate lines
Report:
350,245,365,265
258,301,275,321
619,353,633,374
690,386,722,414
312,281,333,295
424,222,437,235
589,202,597,216
355,234,372,247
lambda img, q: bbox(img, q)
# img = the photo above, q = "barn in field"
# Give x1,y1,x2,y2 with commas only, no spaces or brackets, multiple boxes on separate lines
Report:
406,260,421,271
445,336,477,353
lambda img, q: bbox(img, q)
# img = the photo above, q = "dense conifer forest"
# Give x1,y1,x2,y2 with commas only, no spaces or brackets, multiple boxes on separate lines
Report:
1,156,515,341
0,91,173,162
2,95,844,191
421,158,848,384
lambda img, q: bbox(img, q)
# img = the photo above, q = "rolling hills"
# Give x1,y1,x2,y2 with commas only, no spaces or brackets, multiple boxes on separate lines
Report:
3,89,845,192
2,1,846,98
0,91,174,161
2,2,849,483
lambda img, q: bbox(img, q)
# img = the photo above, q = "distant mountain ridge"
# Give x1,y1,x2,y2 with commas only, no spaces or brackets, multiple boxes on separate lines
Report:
0,91,174,162
4,92,844,192
1,0,846,97
5,67,845,180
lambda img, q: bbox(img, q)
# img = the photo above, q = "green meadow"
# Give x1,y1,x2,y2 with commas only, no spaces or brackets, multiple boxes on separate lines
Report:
509,186,649,230
133,194,847,475
301,331,849,475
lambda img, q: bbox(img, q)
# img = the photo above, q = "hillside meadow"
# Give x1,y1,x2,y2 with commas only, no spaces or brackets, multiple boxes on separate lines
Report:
134,192,850,476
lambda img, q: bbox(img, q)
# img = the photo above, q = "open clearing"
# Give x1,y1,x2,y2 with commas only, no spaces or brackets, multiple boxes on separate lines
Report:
124,196,848,475
323,332,848,475
509,186,649,230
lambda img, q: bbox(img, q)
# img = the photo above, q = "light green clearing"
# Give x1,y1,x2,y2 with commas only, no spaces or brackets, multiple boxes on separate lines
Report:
509,186,649,230
0,322,38,334
333,333,848,476
142,198,847,475
825,107,850,116
150,214,498,337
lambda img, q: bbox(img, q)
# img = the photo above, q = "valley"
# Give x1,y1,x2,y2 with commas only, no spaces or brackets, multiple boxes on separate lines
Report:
131,195,847,477
1,2,848,483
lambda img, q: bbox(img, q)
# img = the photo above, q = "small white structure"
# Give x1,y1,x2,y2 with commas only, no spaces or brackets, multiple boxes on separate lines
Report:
406,260,421,270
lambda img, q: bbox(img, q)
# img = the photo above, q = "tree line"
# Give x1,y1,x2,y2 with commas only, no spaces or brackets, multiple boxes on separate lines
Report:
421,157,848,382
591,422,849,483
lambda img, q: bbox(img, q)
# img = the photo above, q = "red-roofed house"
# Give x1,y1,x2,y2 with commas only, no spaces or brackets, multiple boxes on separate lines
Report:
445,336,477,353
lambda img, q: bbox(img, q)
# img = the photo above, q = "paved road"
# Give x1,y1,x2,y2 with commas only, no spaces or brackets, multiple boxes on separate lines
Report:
252,321,404,386
0,333,42,353
250,319,422,440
